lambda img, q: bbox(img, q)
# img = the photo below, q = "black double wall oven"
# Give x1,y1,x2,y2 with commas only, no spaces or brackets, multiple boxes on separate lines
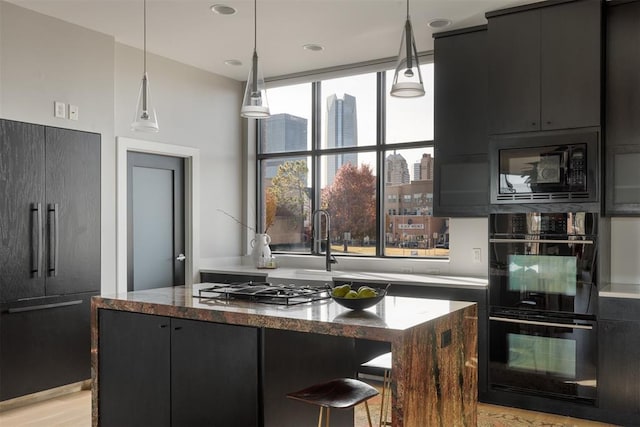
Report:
489,212,599,404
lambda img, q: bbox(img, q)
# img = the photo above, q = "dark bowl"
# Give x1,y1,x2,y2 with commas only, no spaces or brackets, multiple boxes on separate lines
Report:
331,289,386,310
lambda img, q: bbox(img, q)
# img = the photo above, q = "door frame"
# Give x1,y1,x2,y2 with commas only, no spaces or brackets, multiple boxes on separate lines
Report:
116,137,200,294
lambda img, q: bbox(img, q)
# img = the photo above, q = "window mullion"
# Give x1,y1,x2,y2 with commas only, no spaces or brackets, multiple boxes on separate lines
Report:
376,71,386,257
312,81,321,213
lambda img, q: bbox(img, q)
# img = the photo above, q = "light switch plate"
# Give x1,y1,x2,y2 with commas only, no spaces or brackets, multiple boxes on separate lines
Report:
69,104,79,121
472,248,482,264
54,101,66,119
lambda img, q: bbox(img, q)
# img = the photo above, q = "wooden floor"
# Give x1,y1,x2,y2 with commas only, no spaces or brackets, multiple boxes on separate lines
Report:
0,389,618,427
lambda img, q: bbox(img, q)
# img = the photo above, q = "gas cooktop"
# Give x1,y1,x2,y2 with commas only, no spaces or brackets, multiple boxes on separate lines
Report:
196,282,331,306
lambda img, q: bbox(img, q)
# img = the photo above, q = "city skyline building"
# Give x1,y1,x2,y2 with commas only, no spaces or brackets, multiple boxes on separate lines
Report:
385,152,410,185
414,153,434,181
261,113,308,179
326,93,358,184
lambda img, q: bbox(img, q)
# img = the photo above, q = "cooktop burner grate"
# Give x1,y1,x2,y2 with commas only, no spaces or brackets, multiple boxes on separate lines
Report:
197,281,331,306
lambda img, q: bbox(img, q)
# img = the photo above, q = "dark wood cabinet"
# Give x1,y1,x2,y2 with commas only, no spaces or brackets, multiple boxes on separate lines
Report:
0,121,101,301
98,310,171,427
433,26,489,217
0,292,96,401
598,297,640,425
98,309,259,427
605,0,640,215
487,0,602,134
171,318,259,427
0,119,101,401
44,126,101,295
0,120,46,301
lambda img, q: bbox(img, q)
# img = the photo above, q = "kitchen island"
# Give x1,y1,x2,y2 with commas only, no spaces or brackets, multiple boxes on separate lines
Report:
91,284,477,427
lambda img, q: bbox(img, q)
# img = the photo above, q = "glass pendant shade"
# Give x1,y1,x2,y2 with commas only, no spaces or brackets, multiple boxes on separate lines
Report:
390,17,425,98
241,51,270,118
132,72,159,132
241,0,270,119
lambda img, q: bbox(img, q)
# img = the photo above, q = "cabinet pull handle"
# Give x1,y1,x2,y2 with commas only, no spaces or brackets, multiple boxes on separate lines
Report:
31,203,43,277
159,324,169,328
489,316,593,330
489,238,594,245
48,203,59,276
174,326,183,331
8,299,82,313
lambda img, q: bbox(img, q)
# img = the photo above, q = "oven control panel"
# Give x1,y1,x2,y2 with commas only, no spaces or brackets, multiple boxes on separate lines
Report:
510,213,568,235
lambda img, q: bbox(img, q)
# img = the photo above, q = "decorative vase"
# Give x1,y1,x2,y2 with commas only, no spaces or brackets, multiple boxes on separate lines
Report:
250,233,272,268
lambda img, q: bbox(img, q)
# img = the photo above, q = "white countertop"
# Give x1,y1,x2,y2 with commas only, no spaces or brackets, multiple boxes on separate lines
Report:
200,265,488,290
599,283,640,299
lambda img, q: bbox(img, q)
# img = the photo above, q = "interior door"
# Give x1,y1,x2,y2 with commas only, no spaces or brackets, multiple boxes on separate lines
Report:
127,152,185,291
0,120,46,302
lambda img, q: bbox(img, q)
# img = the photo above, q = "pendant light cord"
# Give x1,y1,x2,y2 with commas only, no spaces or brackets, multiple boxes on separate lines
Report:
254,0,257,52
143,0,147,74
406,0,409,18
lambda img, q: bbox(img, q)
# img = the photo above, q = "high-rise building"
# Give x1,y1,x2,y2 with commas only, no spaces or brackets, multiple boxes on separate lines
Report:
386,152,410,185
414,153,434,181
326,94,357,184
261,113,307,178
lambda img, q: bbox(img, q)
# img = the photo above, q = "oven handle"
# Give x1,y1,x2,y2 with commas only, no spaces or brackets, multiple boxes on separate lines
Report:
489,238,594,245
489,316,593,330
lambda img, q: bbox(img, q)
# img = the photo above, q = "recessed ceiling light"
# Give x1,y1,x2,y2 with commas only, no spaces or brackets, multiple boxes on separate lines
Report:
210,4,237,15
303,44,324,52
427,18,452,29
224,59,242,66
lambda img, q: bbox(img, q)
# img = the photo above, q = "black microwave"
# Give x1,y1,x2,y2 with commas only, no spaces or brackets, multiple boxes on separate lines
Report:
489,130,600,204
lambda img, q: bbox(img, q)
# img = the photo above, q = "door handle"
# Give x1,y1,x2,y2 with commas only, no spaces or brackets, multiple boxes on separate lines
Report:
489,316,593,330
48,203,59,277
31,203,43,277
176,253,186,262
489,238,594,245
8,299,82,314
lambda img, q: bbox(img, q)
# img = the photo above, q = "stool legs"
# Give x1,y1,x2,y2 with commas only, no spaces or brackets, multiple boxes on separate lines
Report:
318,402,374,427
364,401,374,427
379,370,392,427
317,407,331,427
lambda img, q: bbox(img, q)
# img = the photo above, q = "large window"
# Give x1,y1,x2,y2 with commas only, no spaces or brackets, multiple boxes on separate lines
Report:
258,62,449,257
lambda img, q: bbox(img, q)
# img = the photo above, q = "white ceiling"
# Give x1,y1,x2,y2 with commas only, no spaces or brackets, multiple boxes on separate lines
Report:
8,0,541,81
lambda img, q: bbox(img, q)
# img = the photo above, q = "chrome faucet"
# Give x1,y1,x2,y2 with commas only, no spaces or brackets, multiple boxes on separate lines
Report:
312,209,337,271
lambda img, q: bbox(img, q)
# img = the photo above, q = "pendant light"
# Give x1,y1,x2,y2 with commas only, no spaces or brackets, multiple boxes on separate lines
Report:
131,0,159,132
390,0,425,98
240,0,270,119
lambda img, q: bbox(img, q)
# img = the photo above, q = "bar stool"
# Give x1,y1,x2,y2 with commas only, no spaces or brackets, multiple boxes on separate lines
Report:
361,352,392,427
286,377,379,427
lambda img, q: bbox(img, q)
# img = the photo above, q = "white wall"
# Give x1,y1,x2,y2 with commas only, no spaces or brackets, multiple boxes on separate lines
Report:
611,218,640,284
114,43,245,269
0,1,244,293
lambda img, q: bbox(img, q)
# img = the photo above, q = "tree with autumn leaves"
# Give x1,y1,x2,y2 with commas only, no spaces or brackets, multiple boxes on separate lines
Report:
266,160,310,234
266,160,376,248
322,163,376,245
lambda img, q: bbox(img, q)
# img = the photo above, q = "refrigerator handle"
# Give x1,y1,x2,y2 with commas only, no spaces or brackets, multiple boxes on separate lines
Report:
48,203,59,277
31,203,43,277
